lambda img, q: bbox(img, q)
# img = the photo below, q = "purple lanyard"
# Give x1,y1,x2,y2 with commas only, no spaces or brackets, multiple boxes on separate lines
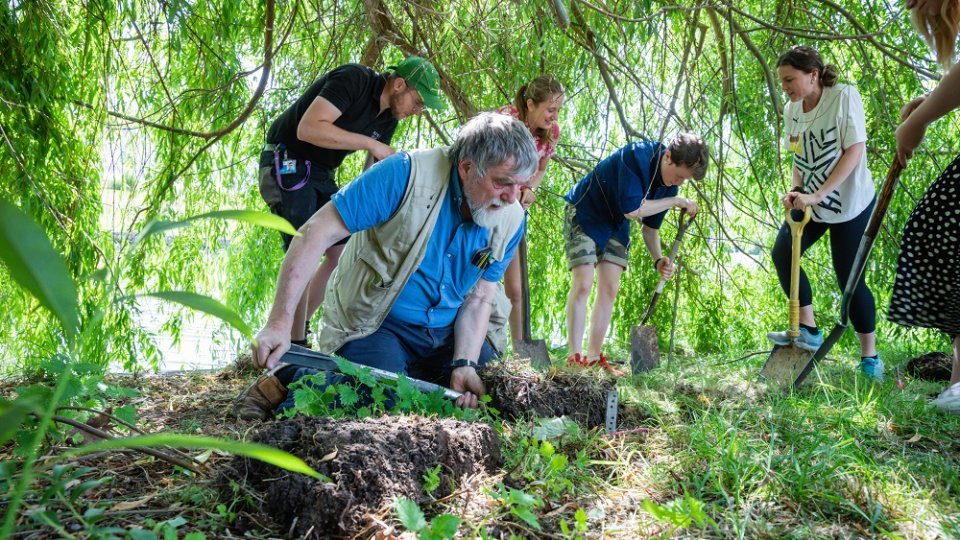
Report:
273,149,311,192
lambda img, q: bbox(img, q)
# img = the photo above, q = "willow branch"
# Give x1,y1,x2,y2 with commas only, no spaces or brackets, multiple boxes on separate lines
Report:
569,1,645,140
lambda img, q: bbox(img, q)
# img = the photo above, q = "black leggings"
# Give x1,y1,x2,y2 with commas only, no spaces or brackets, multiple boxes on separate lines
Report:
771,198,876,334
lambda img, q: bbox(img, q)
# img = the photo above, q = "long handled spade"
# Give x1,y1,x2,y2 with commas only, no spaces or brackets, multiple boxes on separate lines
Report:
512,236,551,369
630,211,694,375
281,344,464,400
795,158,905,385
759,205,814,387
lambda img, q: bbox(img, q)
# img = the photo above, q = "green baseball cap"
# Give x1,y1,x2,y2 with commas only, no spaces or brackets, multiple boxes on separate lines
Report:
389,56,444,110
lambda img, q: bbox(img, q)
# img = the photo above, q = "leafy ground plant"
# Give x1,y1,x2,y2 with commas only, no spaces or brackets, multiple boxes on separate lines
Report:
283,357,493,421
0,200,319,537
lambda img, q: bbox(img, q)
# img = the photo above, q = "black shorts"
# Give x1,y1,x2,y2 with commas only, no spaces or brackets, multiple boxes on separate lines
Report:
257,164,349,251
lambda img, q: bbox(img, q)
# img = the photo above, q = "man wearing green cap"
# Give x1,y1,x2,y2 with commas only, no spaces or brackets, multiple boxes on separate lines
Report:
257,56,444,348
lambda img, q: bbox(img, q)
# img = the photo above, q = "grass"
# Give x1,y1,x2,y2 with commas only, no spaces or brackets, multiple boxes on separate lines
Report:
4,347,958,538
588,348,960,538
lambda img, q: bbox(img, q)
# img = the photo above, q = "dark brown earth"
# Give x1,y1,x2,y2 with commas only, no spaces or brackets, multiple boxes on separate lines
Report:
482,359,616,429
222,415,501,538
906,351,953,382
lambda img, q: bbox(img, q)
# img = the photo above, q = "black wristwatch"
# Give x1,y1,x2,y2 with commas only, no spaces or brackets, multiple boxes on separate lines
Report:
450,358,477,369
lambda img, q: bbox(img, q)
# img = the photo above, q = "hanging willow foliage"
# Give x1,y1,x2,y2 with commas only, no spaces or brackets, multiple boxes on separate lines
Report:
0,0,954,372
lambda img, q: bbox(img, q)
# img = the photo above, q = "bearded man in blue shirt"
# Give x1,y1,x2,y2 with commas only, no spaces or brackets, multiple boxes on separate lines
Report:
238,113,538,417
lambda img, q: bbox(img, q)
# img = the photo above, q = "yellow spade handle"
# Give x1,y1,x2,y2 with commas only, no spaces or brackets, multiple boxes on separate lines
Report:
786,205,812,338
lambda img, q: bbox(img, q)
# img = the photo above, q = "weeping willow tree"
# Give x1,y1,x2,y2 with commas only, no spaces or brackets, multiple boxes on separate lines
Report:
0,0,953,372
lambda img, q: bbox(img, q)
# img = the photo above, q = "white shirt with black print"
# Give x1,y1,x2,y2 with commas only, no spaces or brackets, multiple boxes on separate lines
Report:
783,84,875,223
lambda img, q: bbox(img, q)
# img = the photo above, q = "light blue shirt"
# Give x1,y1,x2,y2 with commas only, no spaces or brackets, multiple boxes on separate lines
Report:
332,152,523,327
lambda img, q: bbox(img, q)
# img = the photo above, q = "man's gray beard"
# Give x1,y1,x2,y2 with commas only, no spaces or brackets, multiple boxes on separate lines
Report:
468,198,506,229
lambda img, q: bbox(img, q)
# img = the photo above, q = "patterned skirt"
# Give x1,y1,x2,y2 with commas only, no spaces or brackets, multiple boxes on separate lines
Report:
888,152,960,337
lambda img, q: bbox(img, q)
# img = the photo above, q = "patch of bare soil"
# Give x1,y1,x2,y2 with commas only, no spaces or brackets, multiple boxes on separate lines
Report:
905,351,953,382
482,359,615,429
221,415,501,538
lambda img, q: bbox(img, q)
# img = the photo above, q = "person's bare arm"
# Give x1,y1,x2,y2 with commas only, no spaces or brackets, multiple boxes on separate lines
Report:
252,203,351,370
896,62,960,165
297,96,396,161
449,279,498,408
624,196,698,219
787,142,864,210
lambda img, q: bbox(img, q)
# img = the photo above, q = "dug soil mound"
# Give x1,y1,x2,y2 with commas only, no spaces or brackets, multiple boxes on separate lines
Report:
483,361,615,429
906,352,953,382
222,415,500,537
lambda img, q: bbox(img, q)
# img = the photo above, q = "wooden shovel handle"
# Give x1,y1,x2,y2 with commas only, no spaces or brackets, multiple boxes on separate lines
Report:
787,205,812,338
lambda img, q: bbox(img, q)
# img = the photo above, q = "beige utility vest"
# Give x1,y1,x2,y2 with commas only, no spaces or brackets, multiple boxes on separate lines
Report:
316,147,521,355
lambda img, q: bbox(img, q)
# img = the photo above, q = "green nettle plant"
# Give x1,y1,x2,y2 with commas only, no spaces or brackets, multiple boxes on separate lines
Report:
394,497,462,540
284,357,493,421
0,199,325,537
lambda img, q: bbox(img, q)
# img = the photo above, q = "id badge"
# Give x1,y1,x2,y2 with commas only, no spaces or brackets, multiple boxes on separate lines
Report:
279,159,297,175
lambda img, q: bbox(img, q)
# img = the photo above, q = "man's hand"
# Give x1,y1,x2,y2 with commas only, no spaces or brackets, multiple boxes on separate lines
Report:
450,366,486,409
519,187,536,210
674,197,698,217
655,257,676,280
368,140,397,162
252,326,290,371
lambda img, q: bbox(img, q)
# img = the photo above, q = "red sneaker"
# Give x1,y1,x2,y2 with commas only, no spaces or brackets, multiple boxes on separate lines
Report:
566,352,587,367
593,354,626,377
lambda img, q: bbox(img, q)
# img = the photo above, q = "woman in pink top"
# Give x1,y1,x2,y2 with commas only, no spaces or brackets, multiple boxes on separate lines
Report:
497,75,565,351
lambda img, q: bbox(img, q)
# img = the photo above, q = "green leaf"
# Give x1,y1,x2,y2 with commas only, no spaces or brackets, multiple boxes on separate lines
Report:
58,434,326,480
144,291,253,338
190,209,299,236
135,210,299,246
0,395,43,446
395,497,428,532
338,385,360,407
511,506,541,530
128,529,157,540
507,488,537,508
0,199,79,341
428,513,461,538
113,404,137,427
531,416,578,441
539,440,555,458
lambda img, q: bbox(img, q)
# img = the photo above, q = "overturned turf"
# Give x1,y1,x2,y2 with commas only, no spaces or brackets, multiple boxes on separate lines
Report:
222,415,500,537
482,360,615,429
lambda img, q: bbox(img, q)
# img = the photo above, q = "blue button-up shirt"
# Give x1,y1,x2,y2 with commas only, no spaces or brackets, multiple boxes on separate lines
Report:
332,152,523,327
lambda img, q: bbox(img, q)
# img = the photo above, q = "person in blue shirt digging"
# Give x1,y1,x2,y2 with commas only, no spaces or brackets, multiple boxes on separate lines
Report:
243,113,538,416
563,134,708,375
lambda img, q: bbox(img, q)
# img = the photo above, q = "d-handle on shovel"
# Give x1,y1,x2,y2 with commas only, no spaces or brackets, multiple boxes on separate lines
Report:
631,210,694,375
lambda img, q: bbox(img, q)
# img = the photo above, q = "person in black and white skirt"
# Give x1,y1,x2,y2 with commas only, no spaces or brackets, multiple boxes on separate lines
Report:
891,0,960,413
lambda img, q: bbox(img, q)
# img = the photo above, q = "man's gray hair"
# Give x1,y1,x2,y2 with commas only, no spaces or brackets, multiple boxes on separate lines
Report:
449,112,539,180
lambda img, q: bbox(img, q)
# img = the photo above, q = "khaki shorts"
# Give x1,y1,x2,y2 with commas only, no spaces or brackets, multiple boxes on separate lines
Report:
563,205,629,270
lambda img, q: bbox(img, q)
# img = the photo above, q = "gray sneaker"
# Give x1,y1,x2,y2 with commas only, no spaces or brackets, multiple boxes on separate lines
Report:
931,382,960,414
766,327,824,352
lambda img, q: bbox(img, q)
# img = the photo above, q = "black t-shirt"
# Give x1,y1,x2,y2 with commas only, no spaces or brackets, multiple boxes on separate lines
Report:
263,64,399,171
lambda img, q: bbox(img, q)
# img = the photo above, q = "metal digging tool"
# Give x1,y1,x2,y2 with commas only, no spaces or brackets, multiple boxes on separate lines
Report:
631,211,694,375
759,205,814,387
795,157,905,385
281,344,464,400
513,236,551,369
